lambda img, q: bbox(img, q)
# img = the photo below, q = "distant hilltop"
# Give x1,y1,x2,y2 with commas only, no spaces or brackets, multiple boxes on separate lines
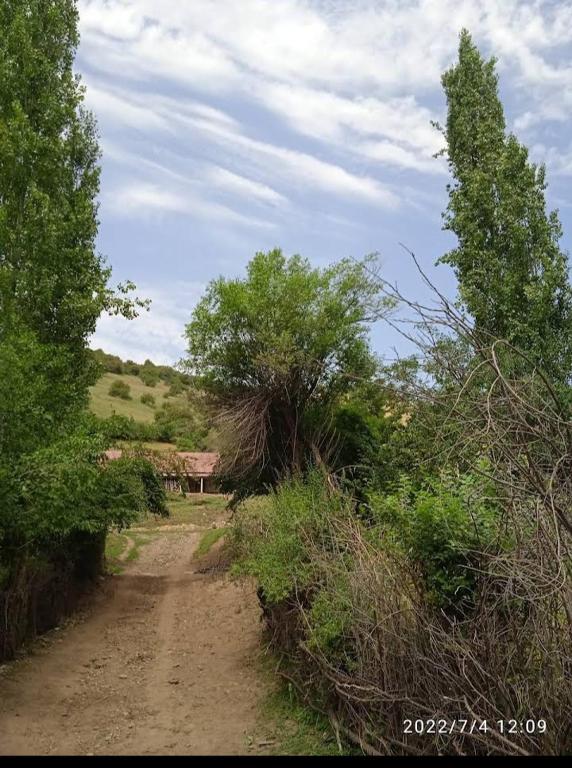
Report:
89,348,193,388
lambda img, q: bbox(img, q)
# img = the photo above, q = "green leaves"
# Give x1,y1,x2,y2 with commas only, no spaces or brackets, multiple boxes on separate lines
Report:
185,249,386,496
370,470,502,608
0,2,158,571
0,426,167,552
439,30,572,382
186,249,383,394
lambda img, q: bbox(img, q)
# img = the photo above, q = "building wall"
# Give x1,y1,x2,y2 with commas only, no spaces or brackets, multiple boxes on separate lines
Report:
163,475,219,493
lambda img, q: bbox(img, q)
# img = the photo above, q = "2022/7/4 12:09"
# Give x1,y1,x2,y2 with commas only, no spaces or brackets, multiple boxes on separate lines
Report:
403,719,547,735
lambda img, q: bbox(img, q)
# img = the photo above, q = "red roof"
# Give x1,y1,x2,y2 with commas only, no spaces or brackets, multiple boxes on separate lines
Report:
175,452,219,476
104,450,219,477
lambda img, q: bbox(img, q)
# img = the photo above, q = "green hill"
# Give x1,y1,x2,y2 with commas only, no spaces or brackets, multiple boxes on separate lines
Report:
87,350,219,451
89,372,184,423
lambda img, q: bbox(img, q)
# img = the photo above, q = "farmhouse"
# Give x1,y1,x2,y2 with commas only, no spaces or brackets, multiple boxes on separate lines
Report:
104,450,220,494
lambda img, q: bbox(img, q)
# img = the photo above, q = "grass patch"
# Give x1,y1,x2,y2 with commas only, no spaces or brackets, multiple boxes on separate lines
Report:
126,532,155,561
194,526,228,558
105,531,129,574
135,493,229,530
252,673,348,756
89,372,187,422
105,530,156,573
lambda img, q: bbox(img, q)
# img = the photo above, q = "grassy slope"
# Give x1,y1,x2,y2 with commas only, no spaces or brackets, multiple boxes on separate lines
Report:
88,372,184,423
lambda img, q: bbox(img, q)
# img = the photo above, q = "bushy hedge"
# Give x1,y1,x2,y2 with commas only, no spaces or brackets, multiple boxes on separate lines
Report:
231,472,570,755
0,417,168,658
140,392,156,407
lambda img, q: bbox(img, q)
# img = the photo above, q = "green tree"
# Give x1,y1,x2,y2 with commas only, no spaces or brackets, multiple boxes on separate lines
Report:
0,2,157,591
185,249,387,498
153,400,208,449
438,30,572,381
139,361,160,388
0,0,144,432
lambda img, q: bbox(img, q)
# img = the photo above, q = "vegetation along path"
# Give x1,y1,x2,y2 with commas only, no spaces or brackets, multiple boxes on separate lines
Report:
0,497,267,756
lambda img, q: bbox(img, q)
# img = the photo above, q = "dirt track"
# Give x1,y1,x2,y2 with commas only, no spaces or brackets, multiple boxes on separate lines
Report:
0,528,265,756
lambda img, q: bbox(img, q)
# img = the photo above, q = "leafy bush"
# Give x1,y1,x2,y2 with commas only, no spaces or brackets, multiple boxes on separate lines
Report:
233,471,570,755
140,393,155,407
233,472,351,604
91,348,124,375
0,421,167,555
139,361,160,388
124,359,140,376
154,401,208,448
369,470,502,608
109,379,131,400
164,378,186,398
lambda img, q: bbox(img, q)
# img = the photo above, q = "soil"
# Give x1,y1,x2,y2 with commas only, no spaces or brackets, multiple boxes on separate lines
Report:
0,528,266,756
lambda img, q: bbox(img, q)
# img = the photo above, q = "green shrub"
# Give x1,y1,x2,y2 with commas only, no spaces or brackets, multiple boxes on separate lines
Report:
0,422,167,554
154,401,208,447
124,360,140,376
165,378,186,398
96,414,158,442
140,393,155,407
232,474,359,659
139,362,160,387
306,572,354,656
369,469,502,608
232,472,352,604
109,379,131,400
91,349,124,374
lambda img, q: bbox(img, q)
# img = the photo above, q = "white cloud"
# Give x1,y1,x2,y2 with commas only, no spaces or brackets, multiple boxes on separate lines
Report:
112,183,188,214
79,2,572,118
78,0,572,188
91,282,204,365
87,80,398,207
255,82,444,173
175,112,398,206
76,0,572,364
86,84,167,131
207,167,287,206
107,181,276,228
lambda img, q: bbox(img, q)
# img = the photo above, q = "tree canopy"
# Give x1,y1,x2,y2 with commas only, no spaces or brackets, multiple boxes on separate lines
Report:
0,0,144,438
438,30,572,381
185,248,388,497
0,0,163,564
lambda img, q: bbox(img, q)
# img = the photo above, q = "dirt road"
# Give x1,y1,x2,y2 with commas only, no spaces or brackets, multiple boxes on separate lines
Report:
0,527,265,755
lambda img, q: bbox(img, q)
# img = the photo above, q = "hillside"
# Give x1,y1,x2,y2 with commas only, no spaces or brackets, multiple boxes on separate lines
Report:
89,372,186,423
87,351,219,452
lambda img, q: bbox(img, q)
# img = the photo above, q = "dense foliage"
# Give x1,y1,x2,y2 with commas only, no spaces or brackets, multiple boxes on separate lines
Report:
186,248,390,498
91,348,191,389
0,2,165,609
109,379,131,400
438,30,572,382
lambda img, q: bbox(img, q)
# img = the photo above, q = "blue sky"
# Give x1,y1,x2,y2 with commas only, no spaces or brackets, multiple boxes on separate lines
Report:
79,0,572,366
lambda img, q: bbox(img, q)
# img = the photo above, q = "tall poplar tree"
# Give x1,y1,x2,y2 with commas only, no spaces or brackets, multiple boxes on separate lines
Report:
439,30,572,382
0,2,164,595
0,0,140,452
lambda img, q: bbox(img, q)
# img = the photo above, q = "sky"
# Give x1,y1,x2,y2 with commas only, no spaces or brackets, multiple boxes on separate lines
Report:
79,0,572,366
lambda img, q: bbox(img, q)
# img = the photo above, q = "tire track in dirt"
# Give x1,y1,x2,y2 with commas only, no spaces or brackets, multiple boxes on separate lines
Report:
0,529,265,756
